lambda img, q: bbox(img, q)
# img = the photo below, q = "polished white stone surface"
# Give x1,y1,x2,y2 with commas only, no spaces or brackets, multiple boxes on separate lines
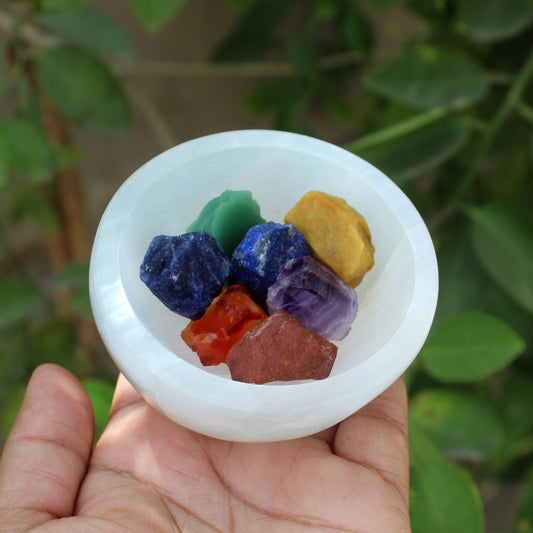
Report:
89,130,439,442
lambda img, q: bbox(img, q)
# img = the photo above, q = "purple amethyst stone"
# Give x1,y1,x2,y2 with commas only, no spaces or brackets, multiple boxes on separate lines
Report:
230,222,311,305
267,256,358,341
140,232,229,320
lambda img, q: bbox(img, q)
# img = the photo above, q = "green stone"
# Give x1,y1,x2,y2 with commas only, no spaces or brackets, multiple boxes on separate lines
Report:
187,190,265,256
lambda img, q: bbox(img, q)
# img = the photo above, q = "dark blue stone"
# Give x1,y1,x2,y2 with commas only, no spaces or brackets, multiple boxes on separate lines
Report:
230,222,311,305
140,232,230,319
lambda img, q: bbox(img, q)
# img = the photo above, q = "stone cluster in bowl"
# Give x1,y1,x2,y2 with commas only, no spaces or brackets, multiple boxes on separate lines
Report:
139,189,375,383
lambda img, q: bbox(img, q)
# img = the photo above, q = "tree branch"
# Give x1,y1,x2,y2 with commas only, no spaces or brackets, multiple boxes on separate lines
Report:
127,83,176,150
1,6,363,81
0,8,60,47
114,50,363,79
430,47,533,231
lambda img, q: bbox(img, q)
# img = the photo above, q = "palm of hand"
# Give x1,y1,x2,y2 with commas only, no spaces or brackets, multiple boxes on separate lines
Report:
0,366,410,533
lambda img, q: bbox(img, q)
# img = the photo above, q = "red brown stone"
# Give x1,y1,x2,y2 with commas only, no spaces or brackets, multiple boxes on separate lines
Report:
226,310,337,384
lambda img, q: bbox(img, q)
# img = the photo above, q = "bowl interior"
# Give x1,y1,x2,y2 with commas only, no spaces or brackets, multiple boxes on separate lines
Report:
90,130,438,441
119,144,414,380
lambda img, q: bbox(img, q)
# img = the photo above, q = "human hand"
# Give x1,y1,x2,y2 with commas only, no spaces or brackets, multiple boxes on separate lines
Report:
0,364,410,532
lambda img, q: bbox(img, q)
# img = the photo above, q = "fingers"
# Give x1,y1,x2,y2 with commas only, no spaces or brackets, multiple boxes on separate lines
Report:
312,425,338,449
0,364,94,531
333,376,410,507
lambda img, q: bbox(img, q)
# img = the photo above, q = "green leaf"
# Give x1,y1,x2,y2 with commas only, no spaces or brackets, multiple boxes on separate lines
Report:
323,91,354,123
223,0,256,9
409,389,505,460
490,137,532,202
468,204,533,314
51,144,84,169
245,78,308,115
0,384,27,437
35,45,131,132
359,0,404,8
56,262,92,317
212,0,294,61
0,43,6,84
410,416,491,532
409,420,445,466
406,0,449,19
310,0,341,23
0,278,45,329
37,7,134,59
0,137,8,190
27,320,82,373
348,111,470,183
457,0,533,42
128,0,189,32
434,220,490,322
40,0,90,10
420,311,526,382
340,5,373,54
515,474,533,532
287,38,316,79
7,188,58,230
0,330,27,390
0,118,55,182
57,262,89,288
82,378,114,439
499,372,533,440
69,286,92,318
410,461,484,533
365,45,490,109
482,283,533,351
486,372,533,473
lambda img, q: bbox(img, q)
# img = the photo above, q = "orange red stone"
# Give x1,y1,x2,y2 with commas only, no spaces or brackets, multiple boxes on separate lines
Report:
181,284,267,366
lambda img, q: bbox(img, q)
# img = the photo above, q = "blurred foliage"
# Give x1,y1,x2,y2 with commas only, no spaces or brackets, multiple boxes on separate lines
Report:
1,0,533,531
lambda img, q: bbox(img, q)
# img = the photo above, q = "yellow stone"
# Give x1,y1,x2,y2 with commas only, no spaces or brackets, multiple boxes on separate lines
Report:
284,191,375,287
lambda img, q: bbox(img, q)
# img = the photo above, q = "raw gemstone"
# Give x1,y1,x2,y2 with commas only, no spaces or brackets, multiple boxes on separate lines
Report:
227,310,337,384
187,190,266,256
285,191,375,287
230,222,311,305
267,256,358,341
139,232,229,320
181,284,267,366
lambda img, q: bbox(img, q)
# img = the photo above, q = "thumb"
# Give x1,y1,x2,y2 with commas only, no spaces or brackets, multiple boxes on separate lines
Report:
0,364,94,531
333,376,410,508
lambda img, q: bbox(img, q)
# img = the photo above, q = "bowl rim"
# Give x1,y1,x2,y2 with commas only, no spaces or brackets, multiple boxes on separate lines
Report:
89,129,439,437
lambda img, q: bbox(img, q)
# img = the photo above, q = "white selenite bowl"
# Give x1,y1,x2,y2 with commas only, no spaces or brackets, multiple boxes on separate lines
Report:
89,130,439,442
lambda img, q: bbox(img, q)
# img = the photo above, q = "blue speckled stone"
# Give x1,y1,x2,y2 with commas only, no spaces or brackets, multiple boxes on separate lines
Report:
140,232,230,320
230,222,311,305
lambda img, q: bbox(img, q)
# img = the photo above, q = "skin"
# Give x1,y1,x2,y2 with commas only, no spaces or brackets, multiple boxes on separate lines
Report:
0,364,411,533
